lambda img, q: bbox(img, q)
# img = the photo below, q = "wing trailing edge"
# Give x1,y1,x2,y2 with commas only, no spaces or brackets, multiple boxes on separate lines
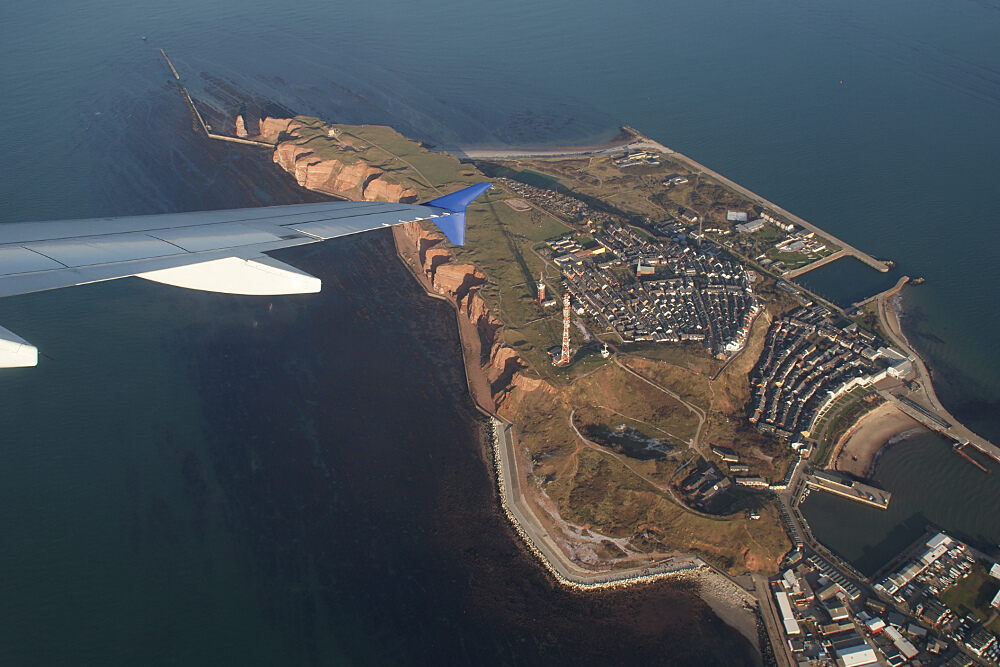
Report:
0,182,491,368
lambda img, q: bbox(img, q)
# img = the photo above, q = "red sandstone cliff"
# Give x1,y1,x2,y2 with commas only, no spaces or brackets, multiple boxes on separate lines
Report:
258,116,302,142
235,115,248,138
266,119,417,203
363,178,418,204
397,221,518,401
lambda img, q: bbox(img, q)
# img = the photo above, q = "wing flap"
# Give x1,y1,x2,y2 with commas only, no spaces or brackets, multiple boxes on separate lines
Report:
147,223,284,253
0,247,66,274
137,256,321,295
0,324,38,368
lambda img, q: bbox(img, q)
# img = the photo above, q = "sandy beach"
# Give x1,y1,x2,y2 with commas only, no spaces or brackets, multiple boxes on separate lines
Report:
441,126,674,160
832,402,926,478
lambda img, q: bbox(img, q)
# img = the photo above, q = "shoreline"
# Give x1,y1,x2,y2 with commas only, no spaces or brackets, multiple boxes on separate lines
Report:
830,401,926,478
876,289,999,462
824,283,996,482
439,126,671,160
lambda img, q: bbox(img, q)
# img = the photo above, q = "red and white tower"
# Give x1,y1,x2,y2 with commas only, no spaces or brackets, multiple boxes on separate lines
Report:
537,273,546,304
559,291,572,366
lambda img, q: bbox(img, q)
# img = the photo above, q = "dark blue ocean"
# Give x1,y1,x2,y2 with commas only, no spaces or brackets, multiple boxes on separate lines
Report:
1,0,998,662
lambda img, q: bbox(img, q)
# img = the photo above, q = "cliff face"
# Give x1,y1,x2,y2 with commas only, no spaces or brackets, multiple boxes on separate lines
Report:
263,118,418,203
434,263,486,302
259,116,301,142
397,221,519,405
363,178,418,204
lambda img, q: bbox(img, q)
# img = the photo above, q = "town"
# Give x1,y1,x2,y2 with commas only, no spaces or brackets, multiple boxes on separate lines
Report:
766,532,1000,667
489,157,1000,667
749,309,911,443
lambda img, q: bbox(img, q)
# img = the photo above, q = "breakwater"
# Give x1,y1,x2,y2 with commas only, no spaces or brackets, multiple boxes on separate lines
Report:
662,145,890,275
160,50,276,149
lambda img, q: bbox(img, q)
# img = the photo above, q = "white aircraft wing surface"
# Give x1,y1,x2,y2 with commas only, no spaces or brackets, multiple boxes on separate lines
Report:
0,183,491,368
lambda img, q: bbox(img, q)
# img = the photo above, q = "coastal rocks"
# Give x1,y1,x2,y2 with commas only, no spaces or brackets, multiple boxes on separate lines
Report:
432,263,486,301
235,115,248,138
328,161,383,196
362,178,418,204
299,158,340,191
272,143,417,202
510,373,547,393
264,116,420,203
258,116,300,142
396,220,523,400
466,292,504,360
488,345,523,388
274,143,314,173
399,221,445,268
423,248,452,277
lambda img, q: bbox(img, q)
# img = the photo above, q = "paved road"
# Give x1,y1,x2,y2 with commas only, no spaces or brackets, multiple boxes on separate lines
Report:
751,573,795,667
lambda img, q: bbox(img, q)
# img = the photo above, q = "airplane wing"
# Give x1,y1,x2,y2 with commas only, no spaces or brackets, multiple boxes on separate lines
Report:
0,182,491,368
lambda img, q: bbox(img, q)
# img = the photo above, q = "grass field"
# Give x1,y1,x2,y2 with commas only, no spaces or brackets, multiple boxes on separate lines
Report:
939,564,1000,629
510,169,561,189
502,365,791,574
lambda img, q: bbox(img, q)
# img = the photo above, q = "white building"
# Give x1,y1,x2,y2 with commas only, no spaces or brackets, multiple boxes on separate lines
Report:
774,591,801,636
836,643,879,667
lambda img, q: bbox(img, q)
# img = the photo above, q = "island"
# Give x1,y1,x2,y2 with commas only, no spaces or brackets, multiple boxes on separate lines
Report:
185,76,1000,662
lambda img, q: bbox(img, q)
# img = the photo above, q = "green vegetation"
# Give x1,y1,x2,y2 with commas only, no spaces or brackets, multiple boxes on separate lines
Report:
619,342,722,377
504,364,792,574
510,169,562,189
851,301,891,345
289,119,479,198
939,564,1000,629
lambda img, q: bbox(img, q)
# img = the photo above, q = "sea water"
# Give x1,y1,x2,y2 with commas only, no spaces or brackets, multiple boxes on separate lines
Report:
1,0,999,659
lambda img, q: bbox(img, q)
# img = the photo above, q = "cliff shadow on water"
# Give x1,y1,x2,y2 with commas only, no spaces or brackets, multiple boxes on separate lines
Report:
168,229,760,666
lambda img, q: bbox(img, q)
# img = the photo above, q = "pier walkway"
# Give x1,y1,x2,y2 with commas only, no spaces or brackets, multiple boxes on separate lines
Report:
853,276,909,310
161,50,276,150
803,472,891,510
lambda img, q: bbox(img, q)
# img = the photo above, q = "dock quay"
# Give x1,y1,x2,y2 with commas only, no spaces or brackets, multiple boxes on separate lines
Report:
804,471,891,509
160,49,180,80
852,276,909,311
665,150,890,274
953,442,989,473
782,249,849,279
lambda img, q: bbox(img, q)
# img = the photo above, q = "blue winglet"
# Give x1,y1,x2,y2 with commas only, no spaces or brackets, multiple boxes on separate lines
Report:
422,182,492,246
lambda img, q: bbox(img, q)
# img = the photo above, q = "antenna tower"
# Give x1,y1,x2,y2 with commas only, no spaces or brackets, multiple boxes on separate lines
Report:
560,291,572,366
